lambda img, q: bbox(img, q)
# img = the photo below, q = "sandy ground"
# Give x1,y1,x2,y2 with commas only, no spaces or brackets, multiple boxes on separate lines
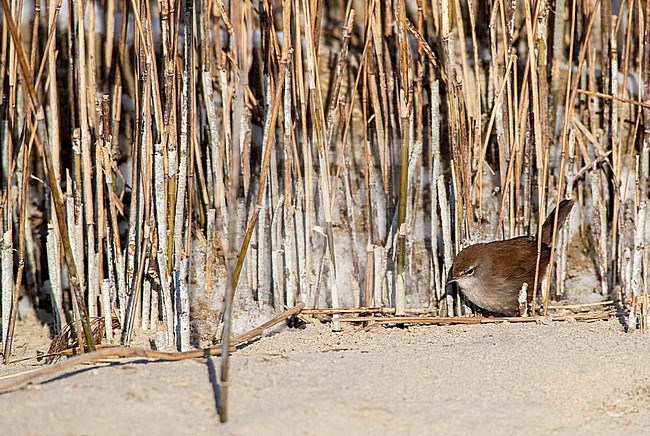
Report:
2,315,650,435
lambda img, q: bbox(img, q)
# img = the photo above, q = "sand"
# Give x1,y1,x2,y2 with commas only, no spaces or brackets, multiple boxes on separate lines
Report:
1,314,650,435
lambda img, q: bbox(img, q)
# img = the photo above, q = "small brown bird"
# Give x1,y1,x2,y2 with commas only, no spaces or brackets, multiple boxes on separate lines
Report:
446,199,574,316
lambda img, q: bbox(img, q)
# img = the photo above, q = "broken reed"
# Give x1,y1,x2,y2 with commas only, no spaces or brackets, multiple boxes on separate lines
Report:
0,0,649,364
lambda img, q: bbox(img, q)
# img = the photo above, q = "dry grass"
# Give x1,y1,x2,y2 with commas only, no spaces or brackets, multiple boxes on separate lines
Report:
0,0,648,418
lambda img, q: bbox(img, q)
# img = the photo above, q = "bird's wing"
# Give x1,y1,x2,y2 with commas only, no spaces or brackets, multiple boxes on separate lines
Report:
485,237,551,281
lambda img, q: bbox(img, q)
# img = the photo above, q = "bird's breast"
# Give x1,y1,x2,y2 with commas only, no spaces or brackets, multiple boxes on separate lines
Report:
456,277,521,316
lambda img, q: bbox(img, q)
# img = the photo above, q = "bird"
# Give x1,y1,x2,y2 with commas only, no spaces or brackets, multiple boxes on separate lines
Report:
446,199,574,316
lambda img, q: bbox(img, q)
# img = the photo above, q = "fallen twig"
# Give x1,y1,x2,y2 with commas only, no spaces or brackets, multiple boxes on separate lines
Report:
301,303,613,317
301,307,435,316
547,300,614,310
0,303,304,392
340,309,614,326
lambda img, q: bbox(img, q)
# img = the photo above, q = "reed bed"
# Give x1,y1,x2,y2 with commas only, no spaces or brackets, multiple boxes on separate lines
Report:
0,0,648,420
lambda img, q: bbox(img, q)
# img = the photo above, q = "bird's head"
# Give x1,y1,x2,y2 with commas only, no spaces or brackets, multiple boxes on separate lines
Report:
446,244,487,291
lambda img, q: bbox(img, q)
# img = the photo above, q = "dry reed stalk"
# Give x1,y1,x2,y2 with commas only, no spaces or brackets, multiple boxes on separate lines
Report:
542,139,571,312
292,0,314,309
4,108,34,363
609,17,621,280
590,171,609,297
367,4,389,196
153,141,171,331
629,202,647,330
72,0,99,320
557,130,577,297
123,231,151,346
532,147,549,314
2,0,102,358
45,0,63,333
171,0,194,352
96,132,109,338
46,223,64,333
522,0,549,314
0,0,649,388
642,0,650,315
102,280,113,342
429,80,442,306
1,231,12,358
256,89,271,307
549,0,568,137
536,0,600,314
200,6,223,214
362,49,380,308
278,39,294,306
482,54,518,239
218,0,273,420
329,9,361,308
394,0,411,316
494,56,526,238
64,198,83,351
431,80,454,315
158,0,176,310
300,0,340,328
271,196,285,311
485,0,505,219
100,144,126,329
122,91,147,345
600,0,612,143
0,2,14,361
139,19,167,320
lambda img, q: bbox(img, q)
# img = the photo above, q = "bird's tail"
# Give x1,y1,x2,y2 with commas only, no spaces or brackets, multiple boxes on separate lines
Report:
540,199,574,245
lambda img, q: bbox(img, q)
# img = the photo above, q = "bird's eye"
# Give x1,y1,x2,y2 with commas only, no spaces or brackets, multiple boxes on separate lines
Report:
466,268,474,276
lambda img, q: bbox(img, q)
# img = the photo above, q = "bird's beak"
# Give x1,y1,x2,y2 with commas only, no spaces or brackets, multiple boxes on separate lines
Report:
441,277,457,300
445,269,456,287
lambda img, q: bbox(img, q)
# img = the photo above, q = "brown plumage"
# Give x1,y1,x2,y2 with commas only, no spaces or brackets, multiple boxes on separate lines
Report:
446,199,574,316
